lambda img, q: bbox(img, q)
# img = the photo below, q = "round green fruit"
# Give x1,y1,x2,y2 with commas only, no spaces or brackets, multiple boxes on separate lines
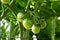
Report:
17,12,25,22
1,0,10,4
32,24,40,34
40,21,46,29
22,18,33,30
17,12,25,19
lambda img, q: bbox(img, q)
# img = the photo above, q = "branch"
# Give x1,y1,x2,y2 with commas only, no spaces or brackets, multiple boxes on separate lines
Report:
0,0,15,21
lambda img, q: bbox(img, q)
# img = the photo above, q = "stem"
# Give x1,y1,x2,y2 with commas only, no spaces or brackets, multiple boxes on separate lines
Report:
0,3,5,21
25,30,30,40
25,0,31,11
20,24,23,40
0,0,16,21
52,36,54,40
0,7,14,21
4,4,17,19
9,0,14,5
18,22,24,40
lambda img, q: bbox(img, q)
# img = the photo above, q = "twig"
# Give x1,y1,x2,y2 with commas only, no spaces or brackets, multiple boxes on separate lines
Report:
0,0,15,21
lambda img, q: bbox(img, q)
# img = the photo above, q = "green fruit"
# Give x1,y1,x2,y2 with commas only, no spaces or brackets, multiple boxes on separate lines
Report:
17,12,25,22
17,12,25,19
32,24,40,34
22,18,33,30
1,0,10,4
40,21,46,29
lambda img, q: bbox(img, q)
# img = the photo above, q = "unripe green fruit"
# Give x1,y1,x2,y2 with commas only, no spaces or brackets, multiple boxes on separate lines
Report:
22,18,33,30
17,12,25,22
40,21,46,29
32,24,40,34
1,0,10,4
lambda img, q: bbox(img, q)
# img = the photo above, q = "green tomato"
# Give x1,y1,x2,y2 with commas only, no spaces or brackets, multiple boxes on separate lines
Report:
1,0,10,4
32,24,40,34
22,18,33,30
40,21,46,29
17,12,25,22
17,12,25,19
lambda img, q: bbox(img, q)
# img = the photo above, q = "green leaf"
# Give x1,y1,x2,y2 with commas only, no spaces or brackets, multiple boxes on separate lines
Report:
45,17,57,40
23,30,30,40
9,21,16,40
52,1,60,16
16,0,28,7
56,20,60,33
55,37,60,40
1,24,6,40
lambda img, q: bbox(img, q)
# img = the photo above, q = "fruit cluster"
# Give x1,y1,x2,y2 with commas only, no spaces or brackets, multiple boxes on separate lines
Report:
17,12,47,34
